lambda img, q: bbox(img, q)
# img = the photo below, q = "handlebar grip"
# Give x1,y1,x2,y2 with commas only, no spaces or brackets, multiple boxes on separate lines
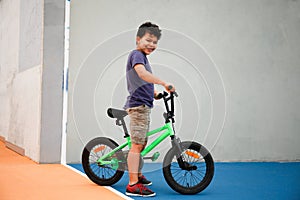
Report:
156,93,164,99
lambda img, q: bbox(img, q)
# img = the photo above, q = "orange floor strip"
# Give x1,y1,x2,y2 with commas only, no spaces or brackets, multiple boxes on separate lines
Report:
0,141,126,200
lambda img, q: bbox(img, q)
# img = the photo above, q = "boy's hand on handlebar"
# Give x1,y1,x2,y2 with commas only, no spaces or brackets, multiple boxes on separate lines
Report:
155,83,178,99
165,84,179,97
164,83,175,93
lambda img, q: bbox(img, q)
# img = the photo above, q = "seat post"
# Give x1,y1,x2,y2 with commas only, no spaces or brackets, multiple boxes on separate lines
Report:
117,118,130,138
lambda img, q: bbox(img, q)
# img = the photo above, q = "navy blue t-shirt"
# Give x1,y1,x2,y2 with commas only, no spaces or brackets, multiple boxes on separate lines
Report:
124,50,154,109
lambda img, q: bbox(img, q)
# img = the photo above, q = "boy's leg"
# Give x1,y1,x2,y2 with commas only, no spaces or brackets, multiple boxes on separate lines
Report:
127,105,151,184
127,105,150,185
126,105,155,196
127,143,144,185
137,141,147,178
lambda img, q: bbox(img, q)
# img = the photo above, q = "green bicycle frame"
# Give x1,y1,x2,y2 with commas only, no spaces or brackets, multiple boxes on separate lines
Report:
97,122,174,165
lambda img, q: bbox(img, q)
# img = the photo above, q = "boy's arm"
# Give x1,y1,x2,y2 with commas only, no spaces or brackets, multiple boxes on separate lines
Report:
134,64,175,91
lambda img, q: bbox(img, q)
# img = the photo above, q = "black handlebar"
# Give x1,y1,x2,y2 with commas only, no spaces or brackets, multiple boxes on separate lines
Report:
156,87,178,123
156,86,178,99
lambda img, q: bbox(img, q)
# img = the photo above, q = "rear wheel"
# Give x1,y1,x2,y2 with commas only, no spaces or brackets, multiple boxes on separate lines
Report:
163,141,214,194
82,137,125,186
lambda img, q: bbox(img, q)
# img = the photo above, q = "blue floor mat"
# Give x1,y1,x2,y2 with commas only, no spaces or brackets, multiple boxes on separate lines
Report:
68,162,300,200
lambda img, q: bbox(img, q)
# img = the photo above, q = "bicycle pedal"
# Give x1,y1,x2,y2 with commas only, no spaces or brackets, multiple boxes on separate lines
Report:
151,152,160,161
143,152,160,161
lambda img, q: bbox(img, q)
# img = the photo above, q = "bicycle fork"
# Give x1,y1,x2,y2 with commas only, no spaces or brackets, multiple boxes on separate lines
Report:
171,136,197,171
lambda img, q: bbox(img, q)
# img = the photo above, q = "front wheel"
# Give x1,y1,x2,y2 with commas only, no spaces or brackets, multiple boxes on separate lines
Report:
163,141,214,194
82,137,124,186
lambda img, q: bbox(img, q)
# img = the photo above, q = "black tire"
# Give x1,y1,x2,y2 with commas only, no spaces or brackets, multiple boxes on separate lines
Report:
82,137,125,186
163,141,214,194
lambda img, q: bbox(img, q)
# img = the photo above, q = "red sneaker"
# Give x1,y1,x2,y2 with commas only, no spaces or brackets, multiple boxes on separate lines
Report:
126,183,156,197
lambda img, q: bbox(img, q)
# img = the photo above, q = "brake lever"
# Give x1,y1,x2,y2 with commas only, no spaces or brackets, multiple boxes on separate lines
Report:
173,91,179,97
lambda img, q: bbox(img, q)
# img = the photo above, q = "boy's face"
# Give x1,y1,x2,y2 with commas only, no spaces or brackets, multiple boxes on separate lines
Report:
136,32,158,55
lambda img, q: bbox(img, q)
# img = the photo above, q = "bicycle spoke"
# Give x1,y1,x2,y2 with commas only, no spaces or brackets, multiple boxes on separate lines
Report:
165,144,213,190
87,144,119,180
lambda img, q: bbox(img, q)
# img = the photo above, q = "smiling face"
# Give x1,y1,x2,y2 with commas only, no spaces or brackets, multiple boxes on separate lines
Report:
136,32,158,55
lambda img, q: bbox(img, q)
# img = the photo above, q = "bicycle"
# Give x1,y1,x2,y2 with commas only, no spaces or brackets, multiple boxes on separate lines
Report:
82,90,214,194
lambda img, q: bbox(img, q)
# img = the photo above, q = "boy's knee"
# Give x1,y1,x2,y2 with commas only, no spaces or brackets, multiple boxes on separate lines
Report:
131,143,145,152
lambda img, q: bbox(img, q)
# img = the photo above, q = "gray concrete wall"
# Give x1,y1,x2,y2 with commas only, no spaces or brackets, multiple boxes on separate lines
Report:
39,0,65,163
0,0,65,163
67,0,300,162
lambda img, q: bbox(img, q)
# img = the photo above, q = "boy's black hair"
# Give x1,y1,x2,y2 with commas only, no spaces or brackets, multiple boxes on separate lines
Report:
137,22,162,40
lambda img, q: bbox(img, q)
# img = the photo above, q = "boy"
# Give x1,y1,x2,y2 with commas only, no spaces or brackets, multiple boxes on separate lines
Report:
124,22,175,197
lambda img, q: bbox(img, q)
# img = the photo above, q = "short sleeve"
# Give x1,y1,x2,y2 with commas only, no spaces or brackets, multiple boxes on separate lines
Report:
130,51,146,68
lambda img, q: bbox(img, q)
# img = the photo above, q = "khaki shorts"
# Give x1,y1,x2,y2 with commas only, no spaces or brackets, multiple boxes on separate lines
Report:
126,105,151,145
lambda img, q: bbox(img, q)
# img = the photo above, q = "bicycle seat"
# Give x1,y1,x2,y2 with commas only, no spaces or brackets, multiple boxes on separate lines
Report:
107,108,128,119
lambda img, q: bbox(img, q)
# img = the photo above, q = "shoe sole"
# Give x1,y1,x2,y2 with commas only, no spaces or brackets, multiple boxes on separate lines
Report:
125,192,156,197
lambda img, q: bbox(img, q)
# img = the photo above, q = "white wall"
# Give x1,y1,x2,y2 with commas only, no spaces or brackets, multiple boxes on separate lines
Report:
0,0,65,163
0,0,43,162
67,0,300,163
0,0,20,142
9,66,42,160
